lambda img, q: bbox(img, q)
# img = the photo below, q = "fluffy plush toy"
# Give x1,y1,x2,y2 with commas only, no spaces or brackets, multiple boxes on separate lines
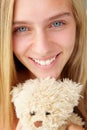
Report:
11,78,84,130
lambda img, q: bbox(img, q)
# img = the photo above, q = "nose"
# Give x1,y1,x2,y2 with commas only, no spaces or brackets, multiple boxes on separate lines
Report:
33,29,50,55
34,120,43,128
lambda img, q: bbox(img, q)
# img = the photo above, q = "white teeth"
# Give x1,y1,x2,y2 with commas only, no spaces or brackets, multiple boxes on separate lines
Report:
33,56,56,65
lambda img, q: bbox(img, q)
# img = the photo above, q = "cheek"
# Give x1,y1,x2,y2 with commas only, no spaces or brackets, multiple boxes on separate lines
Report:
61,32,75,52
12,36,29,56
50,27,76,51
64,30,76,56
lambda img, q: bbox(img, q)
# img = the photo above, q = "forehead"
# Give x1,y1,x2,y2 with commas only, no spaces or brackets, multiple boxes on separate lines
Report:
13,0,72,22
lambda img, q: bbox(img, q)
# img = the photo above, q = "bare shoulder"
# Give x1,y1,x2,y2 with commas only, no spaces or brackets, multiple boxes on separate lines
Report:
16,121,22,130
67,124,86,130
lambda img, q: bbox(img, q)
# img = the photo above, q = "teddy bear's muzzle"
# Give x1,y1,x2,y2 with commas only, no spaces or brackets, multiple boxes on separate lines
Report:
34,121,43,128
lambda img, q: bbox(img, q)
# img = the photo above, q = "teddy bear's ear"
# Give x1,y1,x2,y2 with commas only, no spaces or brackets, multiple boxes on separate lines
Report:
10,83,23,102
10,84,24,118
62,79,83,92
61,79,83,106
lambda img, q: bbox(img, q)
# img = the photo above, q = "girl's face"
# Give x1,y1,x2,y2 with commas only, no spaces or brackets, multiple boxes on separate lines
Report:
13,0,76,79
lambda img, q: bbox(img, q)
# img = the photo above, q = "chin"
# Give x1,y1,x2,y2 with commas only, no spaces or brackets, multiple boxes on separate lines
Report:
35,73,60,80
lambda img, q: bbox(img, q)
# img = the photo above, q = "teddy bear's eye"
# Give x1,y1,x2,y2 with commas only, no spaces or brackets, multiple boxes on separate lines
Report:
45,112,51,115
30,111,36,116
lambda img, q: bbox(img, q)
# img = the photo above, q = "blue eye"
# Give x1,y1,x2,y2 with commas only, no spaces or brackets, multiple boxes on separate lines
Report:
52,21,63,27
17,27,28,32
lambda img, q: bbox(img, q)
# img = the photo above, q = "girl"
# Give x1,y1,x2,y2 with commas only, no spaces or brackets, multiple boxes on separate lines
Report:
0,0,87,129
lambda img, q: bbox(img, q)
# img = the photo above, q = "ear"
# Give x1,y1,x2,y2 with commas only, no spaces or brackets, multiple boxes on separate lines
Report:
10,83,23,102
62,79,83,106
10,84,24,118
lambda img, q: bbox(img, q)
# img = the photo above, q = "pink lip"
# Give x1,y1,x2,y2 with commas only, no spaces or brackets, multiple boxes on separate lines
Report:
28,52,62,70
30,55,56,61
30,52,62,61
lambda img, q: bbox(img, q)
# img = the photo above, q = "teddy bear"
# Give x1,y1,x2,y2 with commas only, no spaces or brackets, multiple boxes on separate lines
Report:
11,78,84,130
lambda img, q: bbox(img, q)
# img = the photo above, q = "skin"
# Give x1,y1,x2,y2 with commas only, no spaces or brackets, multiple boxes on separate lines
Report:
16,123,85,130
67,124,86,130
13,0,76,79
13,0,85,129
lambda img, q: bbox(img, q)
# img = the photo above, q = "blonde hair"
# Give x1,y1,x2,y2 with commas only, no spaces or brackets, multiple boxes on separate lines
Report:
0,0,17,129
61,0,87,126
0,0,87,129
62,0,87,82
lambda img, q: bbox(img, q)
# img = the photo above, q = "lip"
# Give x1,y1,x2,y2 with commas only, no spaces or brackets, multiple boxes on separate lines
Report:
31,55,57,61
28,52,62,70
32,56,56,66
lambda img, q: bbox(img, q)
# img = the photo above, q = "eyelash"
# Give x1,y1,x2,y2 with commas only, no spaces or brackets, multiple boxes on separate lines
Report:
13,20,65,34
13,26,30,33
49,21,65,28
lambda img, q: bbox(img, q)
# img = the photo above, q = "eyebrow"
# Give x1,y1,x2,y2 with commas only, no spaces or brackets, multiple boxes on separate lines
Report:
13,12,72,25
48,12,72,21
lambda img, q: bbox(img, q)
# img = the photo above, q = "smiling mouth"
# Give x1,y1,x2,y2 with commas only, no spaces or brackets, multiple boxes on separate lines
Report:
31,54,59,66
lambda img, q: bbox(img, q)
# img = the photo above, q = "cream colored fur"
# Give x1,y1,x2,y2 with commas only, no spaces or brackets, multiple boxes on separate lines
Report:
11,78,84,130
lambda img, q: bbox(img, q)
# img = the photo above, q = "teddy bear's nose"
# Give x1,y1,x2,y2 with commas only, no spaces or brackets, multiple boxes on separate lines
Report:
34,120,43,128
